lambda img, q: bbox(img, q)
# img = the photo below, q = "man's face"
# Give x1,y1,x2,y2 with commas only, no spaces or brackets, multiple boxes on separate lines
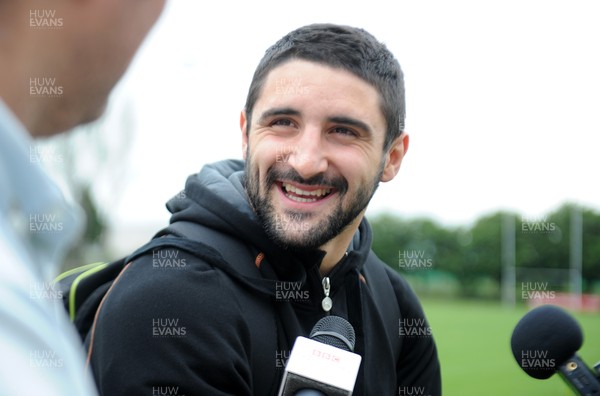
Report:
241,59,406,251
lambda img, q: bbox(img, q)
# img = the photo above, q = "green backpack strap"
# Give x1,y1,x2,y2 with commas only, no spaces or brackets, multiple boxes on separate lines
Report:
54,258,127,340
54,262,110,321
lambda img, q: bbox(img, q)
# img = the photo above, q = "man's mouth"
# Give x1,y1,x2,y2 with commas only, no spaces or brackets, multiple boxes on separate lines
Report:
280,182,334,203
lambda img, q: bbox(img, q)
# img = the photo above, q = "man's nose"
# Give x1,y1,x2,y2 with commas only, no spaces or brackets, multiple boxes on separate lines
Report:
286,126,328,180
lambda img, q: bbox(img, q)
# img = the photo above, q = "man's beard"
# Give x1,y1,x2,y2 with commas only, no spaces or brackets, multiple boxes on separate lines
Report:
244,154,383,252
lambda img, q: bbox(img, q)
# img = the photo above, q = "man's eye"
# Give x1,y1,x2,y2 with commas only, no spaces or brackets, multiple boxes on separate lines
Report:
331,126,357,136
271,119,294,127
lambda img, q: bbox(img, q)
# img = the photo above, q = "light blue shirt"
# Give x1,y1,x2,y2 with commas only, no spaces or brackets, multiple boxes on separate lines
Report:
0,99,98,395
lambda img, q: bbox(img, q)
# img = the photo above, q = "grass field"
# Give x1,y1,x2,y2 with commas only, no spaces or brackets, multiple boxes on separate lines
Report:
420,299,600,396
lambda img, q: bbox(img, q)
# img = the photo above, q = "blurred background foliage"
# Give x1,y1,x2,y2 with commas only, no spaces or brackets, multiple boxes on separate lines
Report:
370,203,600,300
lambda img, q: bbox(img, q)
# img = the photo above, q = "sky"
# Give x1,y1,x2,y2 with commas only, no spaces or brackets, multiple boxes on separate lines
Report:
47,0,600,239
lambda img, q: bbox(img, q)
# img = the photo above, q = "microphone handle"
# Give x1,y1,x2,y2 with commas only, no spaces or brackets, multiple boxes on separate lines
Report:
559,354,600,395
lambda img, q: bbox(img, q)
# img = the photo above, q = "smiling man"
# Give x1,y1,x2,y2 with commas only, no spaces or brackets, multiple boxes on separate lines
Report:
88,24,441,396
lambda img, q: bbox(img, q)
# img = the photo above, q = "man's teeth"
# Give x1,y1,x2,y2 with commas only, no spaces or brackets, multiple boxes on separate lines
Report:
282,183,332,202
289,196,316,203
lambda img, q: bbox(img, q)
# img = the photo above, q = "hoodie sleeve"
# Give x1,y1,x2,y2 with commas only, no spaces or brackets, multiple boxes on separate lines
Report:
386,266,442,396
88,253,254,396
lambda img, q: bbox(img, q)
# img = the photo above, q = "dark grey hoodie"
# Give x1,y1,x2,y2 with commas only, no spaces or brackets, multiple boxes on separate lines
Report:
88,159,441,396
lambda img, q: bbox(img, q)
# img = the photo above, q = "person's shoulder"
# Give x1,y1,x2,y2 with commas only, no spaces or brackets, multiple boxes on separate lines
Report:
100,249,242,321
90,248,253,355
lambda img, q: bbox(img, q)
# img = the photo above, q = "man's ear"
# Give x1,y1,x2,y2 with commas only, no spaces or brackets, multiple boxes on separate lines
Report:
240,110,248,160
381,132,409,182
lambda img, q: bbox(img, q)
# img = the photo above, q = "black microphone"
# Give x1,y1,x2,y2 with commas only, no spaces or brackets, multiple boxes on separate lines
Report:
510,304,600,395
278,316,362,396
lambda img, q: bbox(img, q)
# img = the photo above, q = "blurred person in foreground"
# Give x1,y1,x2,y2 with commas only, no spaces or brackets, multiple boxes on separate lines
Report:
88,23,441,395
0,0,165,394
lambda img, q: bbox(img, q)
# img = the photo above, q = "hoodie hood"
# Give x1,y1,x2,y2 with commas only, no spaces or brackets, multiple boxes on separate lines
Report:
167,159,266,253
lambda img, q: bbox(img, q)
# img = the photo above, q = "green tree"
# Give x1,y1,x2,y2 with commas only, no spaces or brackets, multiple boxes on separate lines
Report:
516,203,600,292
370,204,600,298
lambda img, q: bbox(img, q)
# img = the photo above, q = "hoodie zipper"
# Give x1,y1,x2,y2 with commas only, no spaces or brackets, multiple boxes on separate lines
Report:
319,251,351,313
321,277,332,312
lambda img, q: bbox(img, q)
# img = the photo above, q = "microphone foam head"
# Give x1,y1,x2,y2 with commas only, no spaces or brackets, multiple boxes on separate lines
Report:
309,315,356,352
510,304,583,379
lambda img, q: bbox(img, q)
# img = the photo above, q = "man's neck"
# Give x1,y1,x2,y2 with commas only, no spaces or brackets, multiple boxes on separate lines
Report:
318,213,364,276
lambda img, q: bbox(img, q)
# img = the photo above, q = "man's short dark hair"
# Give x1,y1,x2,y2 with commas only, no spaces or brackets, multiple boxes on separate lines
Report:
244,23,405,151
